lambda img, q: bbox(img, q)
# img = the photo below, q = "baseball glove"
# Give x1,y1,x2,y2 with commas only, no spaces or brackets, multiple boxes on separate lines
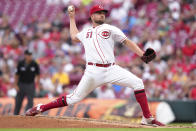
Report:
141,48,156,63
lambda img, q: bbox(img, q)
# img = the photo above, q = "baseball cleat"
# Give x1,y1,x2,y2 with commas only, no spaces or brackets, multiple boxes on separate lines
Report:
25,104,43,116
141,116,165,127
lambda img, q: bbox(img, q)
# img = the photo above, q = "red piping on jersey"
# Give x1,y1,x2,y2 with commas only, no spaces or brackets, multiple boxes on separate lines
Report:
96,27,107,63
93,38,104,63
120,36,127,43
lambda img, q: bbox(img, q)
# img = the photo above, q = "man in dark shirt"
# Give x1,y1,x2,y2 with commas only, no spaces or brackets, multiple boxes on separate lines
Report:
14,50,40,115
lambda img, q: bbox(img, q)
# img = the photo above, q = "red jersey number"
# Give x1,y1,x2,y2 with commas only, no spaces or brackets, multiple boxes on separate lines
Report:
86,32,92,38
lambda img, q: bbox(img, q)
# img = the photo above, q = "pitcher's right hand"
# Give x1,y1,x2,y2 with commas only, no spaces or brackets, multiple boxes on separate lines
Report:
68,5,75,18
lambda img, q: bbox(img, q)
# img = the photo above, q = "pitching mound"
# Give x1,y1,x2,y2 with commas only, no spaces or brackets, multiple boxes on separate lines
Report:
0,115,194,128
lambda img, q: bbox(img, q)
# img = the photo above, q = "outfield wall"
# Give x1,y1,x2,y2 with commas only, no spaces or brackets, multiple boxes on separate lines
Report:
165,100,196,122
0,97,183,124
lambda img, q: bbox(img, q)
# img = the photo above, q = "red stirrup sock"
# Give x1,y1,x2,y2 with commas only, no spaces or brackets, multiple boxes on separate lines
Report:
40,96,67,112
134,89,152,118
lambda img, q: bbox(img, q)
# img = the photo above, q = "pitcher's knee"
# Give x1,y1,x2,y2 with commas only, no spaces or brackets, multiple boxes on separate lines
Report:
133,78,144,91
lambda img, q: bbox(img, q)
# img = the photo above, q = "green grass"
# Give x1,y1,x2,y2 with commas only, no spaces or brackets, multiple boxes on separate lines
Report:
0,128,195,131
169,123,196,126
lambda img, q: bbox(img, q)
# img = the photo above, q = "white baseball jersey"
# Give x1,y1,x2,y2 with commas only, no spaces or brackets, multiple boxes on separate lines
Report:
76,24,127,64
66,24,144,105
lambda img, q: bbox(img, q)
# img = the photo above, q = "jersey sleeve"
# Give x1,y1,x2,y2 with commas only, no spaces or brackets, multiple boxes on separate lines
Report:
111,26,127,43
76,29,85,42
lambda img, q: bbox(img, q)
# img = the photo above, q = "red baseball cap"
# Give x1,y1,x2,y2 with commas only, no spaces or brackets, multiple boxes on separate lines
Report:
90,5,108,16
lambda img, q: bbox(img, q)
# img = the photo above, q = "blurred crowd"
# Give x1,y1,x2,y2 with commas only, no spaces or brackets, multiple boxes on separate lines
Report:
0,0,196,100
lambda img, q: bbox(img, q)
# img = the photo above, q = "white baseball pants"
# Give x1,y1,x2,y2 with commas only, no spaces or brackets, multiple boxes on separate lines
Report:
66,65,144,105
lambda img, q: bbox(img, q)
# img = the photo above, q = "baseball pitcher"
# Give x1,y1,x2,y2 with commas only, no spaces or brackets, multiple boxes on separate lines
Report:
26,5,164,126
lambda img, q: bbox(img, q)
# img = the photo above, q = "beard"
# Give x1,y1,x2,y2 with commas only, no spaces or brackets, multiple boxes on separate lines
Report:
94,20,104,25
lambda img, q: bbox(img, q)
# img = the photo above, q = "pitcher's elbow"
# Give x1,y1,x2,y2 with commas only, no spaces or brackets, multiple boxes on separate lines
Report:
71,36,80,43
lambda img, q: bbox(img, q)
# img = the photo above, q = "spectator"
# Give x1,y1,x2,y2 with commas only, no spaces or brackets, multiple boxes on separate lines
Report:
95,85,115,99
144,33,161,53
182,39,196,57
40,72,55,96
28,35,46,59
189,87,196,100
52,66,70,94
0,0,195,101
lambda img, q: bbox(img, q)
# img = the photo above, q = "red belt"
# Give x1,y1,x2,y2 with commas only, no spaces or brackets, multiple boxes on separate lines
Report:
88,62,115,67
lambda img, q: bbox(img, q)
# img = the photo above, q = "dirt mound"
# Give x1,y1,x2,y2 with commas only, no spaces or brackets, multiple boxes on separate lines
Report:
0,115,140,128
0,115,194,128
